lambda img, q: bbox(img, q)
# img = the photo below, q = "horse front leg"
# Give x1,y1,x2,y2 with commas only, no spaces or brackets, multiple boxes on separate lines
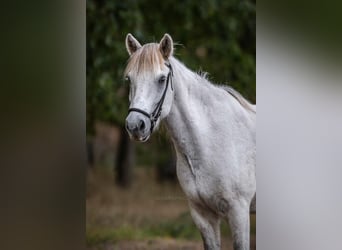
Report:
189,201,221,250
226,199,250,250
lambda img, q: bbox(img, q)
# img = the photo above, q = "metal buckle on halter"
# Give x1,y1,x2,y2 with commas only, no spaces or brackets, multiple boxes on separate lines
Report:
155,109,162,121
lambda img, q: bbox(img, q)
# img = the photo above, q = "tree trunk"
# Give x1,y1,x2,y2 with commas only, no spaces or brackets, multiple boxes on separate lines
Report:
115,126,134,187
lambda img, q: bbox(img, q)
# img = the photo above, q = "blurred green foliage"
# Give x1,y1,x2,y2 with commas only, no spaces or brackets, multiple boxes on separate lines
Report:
87,0,255,135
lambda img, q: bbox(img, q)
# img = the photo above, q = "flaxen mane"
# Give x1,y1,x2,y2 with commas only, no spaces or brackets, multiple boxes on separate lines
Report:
196,69,255,114
124,43,164,76
220,85,256,113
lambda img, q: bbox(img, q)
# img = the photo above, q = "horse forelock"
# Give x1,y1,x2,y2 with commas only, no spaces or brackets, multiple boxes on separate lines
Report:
124,43,165,76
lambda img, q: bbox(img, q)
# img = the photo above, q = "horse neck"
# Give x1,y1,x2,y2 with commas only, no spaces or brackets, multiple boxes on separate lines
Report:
163,57,255,162
164,57,212,153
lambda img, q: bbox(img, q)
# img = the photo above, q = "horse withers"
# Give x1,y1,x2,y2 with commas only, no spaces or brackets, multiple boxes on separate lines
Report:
124,33,256,250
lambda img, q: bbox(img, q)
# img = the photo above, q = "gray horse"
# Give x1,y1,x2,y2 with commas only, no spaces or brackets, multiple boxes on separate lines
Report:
124,33,256,250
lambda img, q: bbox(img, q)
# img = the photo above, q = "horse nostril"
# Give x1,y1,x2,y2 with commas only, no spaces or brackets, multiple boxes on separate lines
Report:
138,119,145,131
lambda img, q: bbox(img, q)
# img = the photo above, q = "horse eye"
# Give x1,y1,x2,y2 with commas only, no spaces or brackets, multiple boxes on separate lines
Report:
125,76,130,83
158,76,166,84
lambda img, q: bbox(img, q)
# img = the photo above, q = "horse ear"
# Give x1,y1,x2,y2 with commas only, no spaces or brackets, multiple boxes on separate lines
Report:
159,34,173,59
125,33,142,56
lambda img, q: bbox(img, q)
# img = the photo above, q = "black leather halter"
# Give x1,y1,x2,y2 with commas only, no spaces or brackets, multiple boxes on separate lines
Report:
128,62,174,133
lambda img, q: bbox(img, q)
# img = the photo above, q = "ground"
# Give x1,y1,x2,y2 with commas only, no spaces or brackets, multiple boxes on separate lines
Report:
86,167,256,250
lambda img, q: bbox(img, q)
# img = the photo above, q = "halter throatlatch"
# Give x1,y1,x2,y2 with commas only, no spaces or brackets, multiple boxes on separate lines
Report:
128,62,174,133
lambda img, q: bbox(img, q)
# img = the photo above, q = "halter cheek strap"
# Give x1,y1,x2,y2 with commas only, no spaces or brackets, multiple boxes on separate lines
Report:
128,62,174,133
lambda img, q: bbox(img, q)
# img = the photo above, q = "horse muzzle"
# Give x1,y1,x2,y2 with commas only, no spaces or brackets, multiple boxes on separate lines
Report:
125,112,152,142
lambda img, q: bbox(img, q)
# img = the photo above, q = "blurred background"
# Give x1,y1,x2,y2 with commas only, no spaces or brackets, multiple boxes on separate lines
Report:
86,0,255,249
2,1,342,250
3,0,342,249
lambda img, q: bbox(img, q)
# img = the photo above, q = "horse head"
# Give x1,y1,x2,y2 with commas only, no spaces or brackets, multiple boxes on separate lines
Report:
124,34,174,142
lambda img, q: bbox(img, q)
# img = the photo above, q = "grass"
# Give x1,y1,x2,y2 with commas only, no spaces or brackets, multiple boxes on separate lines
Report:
86,212,201,246
87,214,256,247
87,226,141,246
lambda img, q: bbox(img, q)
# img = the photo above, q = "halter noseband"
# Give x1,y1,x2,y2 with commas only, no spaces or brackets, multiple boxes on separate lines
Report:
128,62,174,133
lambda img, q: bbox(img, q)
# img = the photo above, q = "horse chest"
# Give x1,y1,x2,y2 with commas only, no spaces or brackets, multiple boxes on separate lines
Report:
176,152,225,205
176,154,198,199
